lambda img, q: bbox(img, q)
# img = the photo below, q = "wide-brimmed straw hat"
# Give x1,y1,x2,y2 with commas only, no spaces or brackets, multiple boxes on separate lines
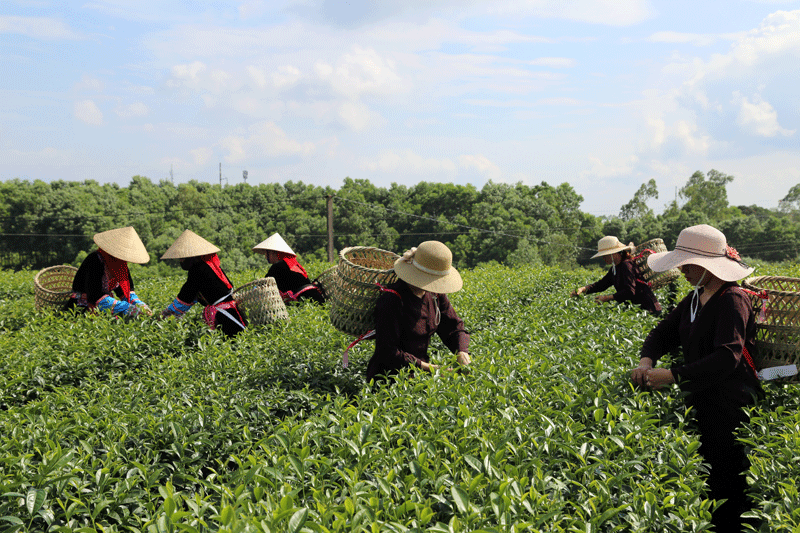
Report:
591,236,633,259
393,240,462,294
93,226,150,264
647,224,753,282
252,233,295,256
161,229,220,260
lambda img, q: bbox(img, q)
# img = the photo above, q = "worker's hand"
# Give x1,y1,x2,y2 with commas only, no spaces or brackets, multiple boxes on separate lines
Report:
456,351,471,366
631,359,653,388
571,286,586,297
595,294,613,303
645,368,674,390
140,305,153,317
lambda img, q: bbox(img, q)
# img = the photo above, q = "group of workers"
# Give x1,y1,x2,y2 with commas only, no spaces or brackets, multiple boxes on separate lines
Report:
67,227,324,337
68,222,762,531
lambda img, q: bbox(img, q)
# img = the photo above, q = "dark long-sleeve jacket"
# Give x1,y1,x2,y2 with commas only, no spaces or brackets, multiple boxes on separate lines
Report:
266,260,324,303
69,251,145,315
366,280,470,381
640,282,761,407
585,257,661,314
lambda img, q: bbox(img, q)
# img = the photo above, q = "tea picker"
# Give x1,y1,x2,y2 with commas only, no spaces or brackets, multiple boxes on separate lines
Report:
160,229,247,337
571,235,662,315
66,226,153,317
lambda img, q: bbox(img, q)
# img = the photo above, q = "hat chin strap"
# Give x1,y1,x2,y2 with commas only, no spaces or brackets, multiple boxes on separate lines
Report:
689,270,707,323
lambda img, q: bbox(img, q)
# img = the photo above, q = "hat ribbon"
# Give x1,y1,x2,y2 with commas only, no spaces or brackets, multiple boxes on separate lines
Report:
411,258,450,277
674,244,750,268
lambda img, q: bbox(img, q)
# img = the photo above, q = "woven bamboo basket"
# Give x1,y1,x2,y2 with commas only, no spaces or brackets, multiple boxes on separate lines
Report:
34,265,78,311
741,276,800,379
312,266,337,302
232,277,289,326
633,238,680,290
329,246,399,337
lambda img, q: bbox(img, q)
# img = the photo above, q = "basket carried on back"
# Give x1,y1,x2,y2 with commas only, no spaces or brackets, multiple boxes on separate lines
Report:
232,277,289,326
633,238,680,290
34,265,78,311
741,276,800,380
329,246,399,337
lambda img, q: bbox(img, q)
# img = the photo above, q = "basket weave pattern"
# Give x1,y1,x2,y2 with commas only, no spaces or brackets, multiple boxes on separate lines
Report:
34,265,78,311
633,238,680,290
232,277,289,326
329,246,399,337
742,276,800,378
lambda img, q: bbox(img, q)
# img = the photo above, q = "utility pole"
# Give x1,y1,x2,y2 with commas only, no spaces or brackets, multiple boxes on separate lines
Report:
219,163,222,187
327,194,335,262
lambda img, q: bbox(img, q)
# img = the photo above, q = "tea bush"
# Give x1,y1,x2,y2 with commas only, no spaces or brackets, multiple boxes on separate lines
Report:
1,263,796,532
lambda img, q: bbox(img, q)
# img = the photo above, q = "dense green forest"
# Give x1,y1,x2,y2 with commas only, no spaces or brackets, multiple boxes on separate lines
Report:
2,170,799,272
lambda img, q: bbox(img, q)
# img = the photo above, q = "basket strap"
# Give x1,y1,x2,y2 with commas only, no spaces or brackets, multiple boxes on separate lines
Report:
341,285,402,368
633,248,657,260
281,284,318,302
724,286,762,380
737,287,769,323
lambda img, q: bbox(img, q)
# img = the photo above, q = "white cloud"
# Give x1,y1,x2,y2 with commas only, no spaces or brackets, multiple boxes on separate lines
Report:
486,0,656,26
115,102,149,118
190,147,213,165
733,92,796,137
74,100,103,125
219,121,315,163
273,65,302,88
360,150,458,175
646,31,744,46
458,154,501,180
74,76,105,92
317,47,406,99
337,101,377,131
169,61,206,84
528,57,575,68
0,15,84,40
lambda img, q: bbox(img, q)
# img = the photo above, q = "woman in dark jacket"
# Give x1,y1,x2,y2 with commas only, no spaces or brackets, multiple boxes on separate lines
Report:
252,233,324,304
631,224,762,532
571,235,661,315
68,226,152,317
367,241,471,382
160,229,246,337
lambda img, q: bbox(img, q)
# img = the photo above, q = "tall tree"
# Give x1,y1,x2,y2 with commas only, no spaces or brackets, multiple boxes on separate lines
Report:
619,179,658,221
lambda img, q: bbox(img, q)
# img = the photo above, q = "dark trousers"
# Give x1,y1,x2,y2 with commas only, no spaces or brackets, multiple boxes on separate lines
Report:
695,402,752,532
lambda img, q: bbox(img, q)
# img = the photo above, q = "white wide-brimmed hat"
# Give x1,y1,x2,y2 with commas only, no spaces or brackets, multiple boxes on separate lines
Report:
161,229,220,260
647,224,753,282
252,233,295,256
591,236,633,259
93,226,150,264
393,241,462,294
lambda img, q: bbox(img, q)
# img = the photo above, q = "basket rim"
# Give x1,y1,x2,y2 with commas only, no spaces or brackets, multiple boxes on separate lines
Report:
338,246,399,272
34,265,78,295
742,275,800,296
233,277,275,294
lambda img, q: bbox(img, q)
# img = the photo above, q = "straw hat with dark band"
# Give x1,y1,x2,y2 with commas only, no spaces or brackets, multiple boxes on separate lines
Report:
252,233,295,256
591,236,633,259
647,224,754,282
393,240,462,294
93,226,150,264
161,229,220,260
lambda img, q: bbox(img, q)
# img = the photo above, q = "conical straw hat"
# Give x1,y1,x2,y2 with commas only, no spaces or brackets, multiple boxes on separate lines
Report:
161,229,220,260
93,226,150,264
252,233,295,256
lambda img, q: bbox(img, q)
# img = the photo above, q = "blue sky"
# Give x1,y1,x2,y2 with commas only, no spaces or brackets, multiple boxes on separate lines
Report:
2,0,799,216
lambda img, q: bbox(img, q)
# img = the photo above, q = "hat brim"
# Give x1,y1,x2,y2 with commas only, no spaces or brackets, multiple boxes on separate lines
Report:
393,257,463,294
647,249,754,282
253,233,295,256
591,245,631,259
93,227,150,264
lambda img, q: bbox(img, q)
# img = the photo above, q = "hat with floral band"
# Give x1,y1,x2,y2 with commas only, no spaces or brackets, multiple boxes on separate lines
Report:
393,240,462,294
591,236,633,259
647,224,753,282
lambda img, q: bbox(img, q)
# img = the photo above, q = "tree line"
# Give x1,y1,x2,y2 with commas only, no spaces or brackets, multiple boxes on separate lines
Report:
1,171,798,272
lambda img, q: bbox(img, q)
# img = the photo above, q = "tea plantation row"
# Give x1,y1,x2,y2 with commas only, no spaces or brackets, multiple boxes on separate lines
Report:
1,263,798,532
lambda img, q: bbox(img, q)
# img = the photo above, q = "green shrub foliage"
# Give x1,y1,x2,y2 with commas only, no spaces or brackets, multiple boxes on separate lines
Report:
1,263,796,532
